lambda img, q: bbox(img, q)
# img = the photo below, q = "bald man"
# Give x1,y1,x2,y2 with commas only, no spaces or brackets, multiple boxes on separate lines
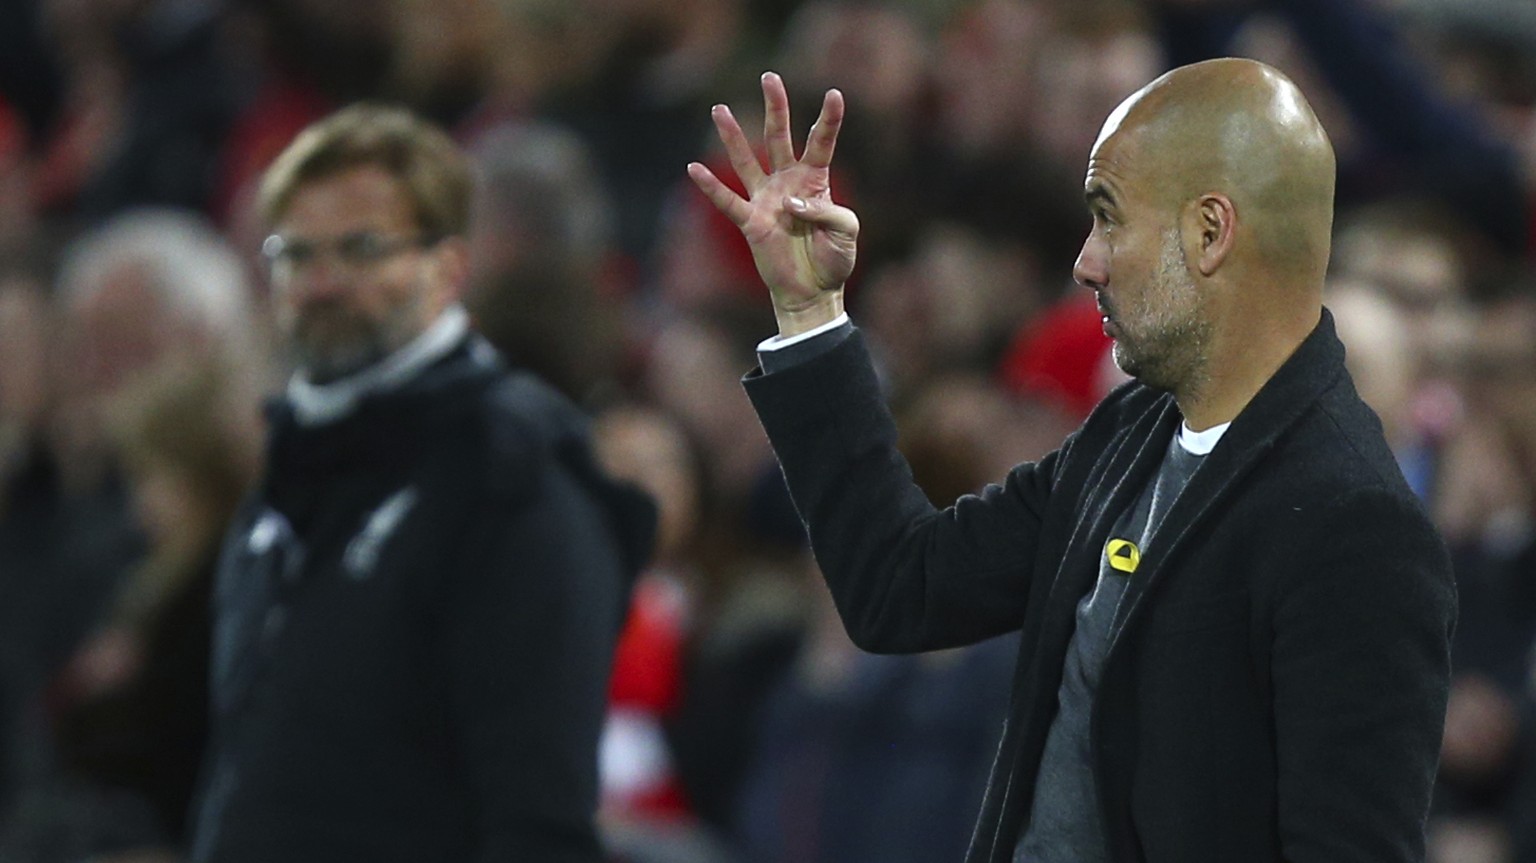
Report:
689,59,1455,863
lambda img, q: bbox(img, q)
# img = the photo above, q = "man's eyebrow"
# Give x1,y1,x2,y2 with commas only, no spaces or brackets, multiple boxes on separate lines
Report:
1085,185,1117,211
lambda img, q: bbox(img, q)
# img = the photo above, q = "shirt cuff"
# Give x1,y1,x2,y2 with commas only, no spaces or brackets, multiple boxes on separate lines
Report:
755,313,854,374
755,312,852,352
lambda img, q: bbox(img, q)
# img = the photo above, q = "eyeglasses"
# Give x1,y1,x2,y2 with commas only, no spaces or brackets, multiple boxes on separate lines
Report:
260,230,436,277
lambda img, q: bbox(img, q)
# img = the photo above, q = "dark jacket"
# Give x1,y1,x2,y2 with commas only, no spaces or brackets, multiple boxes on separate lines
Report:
743,310,1456,863
191,337,654,863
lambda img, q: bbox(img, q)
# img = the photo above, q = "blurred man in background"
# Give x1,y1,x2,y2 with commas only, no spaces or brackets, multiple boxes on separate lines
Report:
188,104,654,863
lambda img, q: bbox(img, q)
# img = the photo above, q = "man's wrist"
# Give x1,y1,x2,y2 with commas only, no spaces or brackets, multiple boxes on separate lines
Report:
757,312,851,353
773,292,845,337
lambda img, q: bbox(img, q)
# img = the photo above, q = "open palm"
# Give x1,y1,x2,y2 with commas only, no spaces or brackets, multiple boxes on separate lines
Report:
687,72,859,333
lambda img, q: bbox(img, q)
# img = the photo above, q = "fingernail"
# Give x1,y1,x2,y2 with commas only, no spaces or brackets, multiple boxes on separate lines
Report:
788,197,807,210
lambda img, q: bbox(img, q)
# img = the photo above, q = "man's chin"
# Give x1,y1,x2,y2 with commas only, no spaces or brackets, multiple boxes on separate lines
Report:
1113,345,1186,393
1111,343,1139,379
290,340,388,385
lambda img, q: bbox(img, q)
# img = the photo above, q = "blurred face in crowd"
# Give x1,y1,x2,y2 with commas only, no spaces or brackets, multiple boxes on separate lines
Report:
64,264,168,397
1460,297,1536,480
1072,116,1208,392
1334,226,1466,377
592,406,700,562
266,165,462,383
1327,281,1414,446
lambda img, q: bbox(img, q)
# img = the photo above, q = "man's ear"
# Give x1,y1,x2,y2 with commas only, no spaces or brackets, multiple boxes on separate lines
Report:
1189,193,1236,277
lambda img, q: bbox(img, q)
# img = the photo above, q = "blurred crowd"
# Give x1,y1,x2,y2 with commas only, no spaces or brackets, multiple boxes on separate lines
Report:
0,0,1534,860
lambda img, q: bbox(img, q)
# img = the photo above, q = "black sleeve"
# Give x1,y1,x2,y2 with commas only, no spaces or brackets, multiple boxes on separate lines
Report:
756,318,856,375
442,456,630,863
744,328,1061,654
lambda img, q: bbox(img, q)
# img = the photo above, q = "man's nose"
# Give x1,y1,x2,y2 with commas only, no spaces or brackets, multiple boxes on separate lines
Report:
1073,235,1107,290
287,257,350,303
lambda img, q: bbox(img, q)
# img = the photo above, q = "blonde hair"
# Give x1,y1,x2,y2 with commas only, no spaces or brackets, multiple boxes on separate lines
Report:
258,103,472,239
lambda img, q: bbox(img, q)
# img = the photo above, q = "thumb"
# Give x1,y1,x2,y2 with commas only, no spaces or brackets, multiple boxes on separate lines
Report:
786,196,860,237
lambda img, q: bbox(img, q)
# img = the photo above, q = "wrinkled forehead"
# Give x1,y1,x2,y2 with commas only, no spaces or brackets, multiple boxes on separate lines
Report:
1083,94,1159,201
1084,84,1167,198
1083,82,1214,202
1091,85,1145,158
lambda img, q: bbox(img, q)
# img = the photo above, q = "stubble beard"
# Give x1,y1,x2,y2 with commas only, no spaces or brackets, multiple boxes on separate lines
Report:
285,290,430,385
1112,228,1211,394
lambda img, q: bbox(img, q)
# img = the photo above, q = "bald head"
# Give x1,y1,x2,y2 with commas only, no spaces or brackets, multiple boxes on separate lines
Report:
1095,58,1337,290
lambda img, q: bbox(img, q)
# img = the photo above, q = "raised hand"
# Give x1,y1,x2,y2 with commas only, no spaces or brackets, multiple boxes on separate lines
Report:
687,72,859,336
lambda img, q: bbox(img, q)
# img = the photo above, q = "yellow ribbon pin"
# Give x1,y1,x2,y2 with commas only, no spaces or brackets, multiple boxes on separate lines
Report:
1105,538,1140,574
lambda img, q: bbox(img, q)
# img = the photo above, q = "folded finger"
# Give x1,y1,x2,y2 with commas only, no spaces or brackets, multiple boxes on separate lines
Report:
786,195,859,237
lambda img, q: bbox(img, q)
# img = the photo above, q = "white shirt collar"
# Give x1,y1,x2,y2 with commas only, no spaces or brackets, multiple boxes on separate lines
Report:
286,304,470,427
1177,420,1231,456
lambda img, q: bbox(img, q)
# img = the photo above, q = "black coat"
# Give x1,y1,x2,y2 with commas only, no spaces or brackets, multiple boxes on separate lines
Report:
191,338,654,863
743,310,1456,863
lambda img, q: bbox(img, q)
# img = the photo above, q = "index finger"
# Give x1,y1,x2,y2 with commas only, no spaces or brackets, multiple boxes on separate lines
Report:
687,161,752,228
802,88,845,170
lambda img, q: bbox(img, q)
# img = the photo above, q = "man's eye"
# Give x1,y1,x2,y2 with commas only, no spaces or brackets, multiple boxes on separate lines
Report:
337,233,388,262
280,242,317,265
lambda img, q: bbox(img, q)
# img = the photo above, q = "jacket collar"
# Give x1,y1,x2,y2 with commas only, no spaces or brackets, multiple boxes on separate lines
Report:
262,329,504,494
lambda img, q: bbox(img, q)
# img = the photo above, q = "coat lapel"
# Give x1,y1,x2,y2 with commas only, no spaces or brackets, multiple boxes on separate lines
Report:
1045,399,1180,629
991,391,1180,852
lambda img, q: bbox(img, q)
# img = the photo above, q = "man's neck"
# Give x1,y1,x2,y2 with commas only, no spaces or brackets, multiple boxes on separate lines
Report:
1176,305,1319,430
